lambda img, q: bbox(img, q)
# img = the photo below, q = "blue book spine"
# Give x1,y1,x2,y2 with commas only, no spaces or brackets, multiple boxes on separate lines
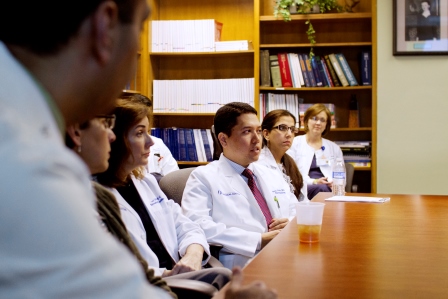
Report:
360,52,372,85
303,54,317,87
298,54,311,87
310,56,324,87
178,128,188,161
185,129,198,162
335,53,359,86
200,129,213,162
171,128,180,161
162,128,169,148
319,59,332,87
316,56,330,87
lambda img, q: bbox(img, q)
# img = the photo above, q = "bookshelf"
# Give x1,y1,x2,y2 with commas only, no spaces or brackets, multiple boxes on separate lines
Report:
257,0,376,193
138,0,376,192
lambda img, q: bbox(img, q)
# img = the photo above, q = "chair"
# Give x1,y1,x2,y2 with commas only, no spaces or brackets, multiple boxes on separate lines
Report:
158,167,224,262
345,162,357,193
164,278,218,299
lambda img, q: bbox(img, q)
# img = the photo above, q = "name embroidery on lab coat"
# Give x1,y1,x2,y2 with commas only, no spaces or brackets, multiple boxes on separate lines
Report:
218,190,240,196
272,189,286,195
150,196,164,206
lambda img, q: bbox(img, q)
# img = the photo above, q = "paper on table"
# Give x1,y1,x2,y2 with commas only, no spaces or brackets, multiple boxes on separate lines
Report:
325,196,390,203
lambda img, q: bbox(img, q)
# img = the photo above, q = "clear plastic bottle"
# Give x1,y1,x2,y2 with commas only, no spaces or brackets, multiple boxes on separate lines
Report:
332,158,346,196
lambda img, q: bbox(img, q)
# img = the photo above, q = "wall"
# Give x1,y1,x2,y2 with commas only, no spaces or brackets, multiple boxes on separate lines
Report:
377,2,448,195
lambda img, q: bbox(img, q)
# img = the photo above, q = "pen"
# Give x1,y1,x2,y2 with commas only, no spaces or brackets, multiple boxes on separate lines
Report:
274,196,280,208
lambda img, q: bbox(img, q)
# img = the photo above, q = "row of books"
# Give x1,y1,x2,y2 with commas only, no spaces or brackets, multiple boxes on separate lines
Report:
260,51,372,88
151,19,222,52
151,127,215,162
153,78,254,113
336,141,371,167
259,94,337,129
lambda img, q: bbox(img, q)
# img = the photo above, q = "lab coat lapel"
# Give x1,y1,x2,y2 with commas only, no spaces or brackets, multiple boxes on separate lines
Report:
218,156,252,200
132,176,178,263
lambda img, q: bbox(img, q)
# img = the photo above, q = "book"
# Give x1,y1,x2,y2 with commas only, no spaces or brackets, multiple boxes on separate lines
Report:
269,55,282,88
277,53,293,87
302,54,317,87
200,129,213,162
215,40,252,51
297,54,311,87
260,50,271,87
193,129,206,162
287,53,302,88
323,55,341,87
291,53,305,87
310,56,324,87
335,53,359,86
328,53,349,87
320,58,334,87
185,128,198,161
360,51,372,86
178,128,188,161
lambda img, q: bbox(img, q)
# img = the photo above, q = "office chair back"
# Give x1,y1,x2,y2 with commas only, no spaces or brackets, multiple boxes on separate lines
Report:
345,162,355,193
159,167,196,206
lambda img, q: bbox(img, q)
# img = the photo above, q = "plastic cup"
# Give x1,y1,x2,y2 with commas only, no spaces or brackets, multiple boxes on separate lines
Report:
296,202,325,243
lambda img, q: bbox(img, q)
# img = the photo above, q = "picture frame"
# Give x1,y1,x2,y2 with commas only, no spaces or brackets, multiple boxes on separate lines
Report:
393,0,448,55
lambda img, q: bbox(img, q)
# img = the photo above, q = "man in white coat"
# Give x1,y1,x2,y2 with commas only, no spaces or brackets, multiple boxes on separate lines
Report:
182,102,298,269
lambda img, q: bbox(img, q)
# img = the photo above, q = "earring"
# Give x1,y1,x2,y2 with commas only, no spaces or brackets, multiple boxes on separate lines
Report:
77,146,82,153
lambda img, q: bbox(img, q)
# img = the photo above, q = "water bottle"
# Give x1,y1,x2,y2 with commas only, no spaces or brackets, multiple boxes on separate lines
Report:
332,158,346,196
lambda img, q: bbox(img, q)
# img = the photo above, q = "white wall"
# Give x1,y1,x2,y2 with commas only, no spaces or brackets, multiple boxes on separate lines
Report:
377,2,448,195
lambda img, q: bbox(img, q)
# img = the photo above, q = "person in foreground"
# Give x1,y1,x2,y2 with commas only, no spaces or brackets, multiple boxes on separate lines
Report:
257,109,306,201
65,114,176,298
97,100,231,289
287,103,343,200
0,0,277,297
181,102,297,269
0,0,171,297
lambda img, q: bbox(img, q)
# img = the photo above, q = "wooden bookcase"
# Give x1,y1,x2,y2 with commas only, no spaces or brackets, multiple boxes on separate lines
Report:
138,0,377,192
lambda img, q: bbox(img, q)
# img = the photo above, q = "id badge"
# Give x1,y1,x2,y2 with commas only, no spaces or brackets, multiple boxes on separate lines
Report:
316,150,330,167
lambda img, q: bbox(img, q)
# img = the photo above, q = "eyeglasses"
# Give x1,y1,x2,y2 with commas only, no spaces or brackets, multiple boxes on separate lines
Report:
96,114,116,129
310,116,327,123
272,124,299,134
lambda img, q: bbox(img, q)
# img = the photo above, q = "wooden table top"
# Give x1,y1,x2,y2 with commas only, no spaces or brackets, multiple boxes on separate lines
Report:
239,193,448,298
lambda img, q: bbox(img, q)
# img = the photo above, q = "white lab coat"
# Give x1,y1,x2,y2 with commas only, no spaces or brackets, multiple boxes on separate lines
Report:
287,135,343,185
0,42,168,298
110,174,210,277
257,147,307,201
181,154,297,269
147,136,179,176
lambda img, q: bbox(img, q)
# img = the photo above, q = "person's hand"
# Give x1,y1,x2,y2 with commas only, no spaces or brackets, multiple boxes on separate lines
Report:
164,244,203,276
261,230,280,249
212,267,277,299
315,177,332,187
268,218,288,231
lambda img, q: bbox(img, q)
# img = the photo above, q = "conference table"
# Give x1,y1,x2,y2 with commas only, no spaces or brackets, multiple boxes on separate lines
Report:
239,192,448,298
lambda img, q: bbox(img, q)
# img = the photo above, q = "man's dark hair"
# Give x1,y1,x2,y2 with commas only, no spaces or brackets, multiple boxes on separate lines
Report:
0,0,139,54
214,102,257,137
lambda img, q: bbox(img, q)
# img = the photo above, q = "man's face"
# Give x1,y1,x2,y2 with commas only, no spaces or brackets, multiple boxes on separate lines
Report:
220,113,262,168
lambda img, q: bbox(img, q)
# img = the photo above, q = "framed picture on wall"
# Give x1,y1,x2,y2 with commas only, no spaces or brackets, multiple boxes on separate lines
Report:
393,0,448,55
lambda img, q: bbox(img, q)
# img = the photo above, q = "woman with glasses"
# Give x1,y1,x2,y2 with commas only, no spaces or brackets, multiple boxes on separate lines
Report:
65,115,177,297
287,103,343,200
257,109,306,201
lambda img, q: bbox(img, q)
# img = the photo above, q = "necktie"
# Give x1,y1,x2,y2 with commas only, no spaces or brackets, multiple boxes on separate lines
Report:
242,168,273,225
